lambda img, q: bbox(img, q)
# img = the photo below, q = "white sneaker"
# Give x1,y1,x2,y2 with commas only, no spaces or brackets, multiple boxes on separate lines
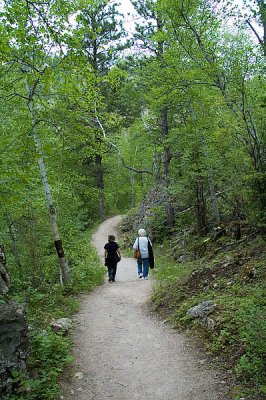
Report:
138,274,143,279
144,277,148,280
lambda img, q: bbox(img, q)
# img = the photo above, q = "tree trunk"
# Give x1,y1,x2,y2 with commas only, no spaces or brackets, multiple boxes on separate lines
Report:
201,137,221,225
95,154,105,220
26,79,70,284
258,0,266,56
161,106,171,182
34,129,70,284
189,104,220,225
160,107,175,227
195,180,208,236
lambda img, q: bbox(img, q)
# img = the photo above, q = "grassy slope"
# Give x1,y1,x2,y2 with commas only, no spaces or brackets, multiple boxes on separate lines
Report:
149,232,266,400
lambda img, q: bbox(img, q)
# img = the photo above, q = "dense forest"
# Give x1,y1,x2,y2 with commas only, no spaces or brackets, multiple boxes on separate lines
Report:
0,0,265,399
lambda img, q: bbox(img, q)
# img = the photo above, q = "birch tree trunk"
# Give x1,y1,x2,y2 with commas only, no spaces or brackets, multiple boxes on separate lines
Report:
26,79,70,284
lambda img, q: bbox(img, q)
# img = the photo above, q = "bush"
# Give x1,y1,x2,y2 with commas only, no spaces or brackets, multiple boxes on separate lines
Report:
10,329,73,400
235,306,266,386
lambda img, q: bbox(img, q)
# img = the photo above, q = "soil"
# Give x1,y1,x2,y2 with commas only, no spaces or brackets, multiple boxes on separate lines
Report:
59,216,230,400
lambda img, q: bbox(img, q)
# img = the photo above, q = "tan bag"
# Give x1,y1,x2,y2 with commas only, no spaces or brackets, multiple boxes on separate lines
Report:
134,249,141,259
134,237,141,259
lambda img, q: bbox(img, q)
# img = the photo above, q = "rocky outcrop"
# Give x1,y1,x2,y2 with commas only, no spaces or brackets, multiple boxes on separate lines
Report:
0,301,30,399
132,185,168,234
0,245,9,295
0,245,30,398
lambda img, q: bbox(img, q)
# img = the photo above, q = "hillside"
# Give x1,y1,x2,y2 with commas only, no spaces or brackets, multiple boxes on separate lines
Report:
120,216,266,400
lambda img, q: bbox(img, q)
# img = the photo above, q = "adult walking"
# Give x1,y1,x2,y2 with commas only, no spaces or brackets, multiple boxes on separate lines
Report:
104,235,121,282
133,228,154,280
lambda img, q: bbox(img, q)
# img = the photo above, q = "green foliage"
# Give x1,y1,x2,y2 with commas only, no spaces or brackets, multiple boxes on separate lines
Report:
234,305,266,385
65,246,105,294
10,329,73,400
7,232,105,399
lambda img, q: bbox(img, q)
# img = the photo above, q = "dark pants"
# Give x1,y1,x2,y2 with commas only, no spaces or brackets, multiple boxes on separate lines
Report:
107,262,117,281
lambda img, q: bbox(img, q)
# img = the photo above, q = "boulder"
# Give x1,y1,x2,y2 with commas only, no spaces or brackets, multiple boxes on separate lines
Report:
50,317,72,333
177,255,188,263
187,300,216,319
0,264,9,295
0,301,30,399
206,317,216,330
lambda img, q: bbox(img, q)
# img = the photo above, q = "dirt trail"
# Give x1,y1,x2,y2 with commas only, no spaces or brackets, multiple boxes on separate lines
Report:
59,216,229,400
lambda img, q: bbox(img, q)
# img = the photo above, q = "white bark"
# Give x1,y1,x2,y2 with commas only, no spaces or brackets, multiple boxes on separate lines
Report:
26,79,70,284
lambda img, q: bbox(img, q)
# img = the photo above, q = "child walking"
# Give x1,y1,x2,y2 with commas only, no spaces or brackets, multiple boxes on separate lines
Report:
104,235,121,282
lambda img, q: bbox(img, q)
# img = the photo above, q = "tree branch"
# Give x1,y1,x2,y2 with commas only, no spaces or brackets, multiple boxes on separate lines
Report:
246,19,263,46
94,111,153,175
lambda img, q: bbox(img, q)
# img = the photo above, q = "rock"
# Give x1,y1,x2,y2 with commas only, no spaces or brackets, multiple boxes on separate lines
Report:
241,263,256,279
207,318,216,330
0,265,9,295
74,372,84,380
211,226,226,240
227,221,241,240
187,300,216,319
223,262,230,268
50,318,72,333
0,301,30,399
0,246,9,295
177,255,188,263
131,184,169,236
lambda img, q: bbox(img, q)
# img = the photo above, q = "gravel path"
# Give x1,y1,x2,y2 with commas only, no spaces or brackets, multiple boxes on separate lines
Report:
59,216,229,400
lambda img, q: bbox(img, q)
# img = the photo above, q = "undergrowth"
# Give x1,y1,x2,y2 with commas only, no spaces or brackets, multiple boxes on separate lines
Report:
7,231,105,400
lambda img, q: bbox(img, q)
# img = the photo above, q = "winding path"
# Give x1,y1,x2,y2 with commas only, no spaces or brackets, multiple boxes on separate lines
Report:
59,216,228,400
